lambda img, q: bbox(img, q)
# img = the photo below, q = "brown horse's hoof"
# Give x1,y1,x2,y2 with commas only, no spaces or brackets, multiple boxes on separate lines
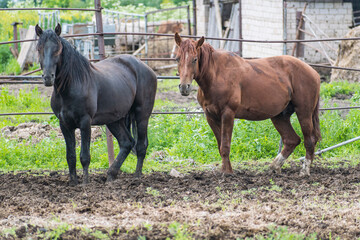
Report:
269,164,282,174
300,158,311,177
220,169,234,175
299,169,310,177
270,153,286,174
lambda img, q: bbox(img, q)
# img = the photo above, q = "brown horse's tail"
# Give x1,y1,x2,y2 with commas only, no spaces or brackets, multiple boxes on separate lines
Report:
312,96,321,143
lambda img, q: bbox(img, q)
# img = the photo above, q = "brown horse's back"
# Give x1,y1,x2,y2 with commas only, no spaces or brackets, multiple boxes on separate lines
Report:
201,52,320,121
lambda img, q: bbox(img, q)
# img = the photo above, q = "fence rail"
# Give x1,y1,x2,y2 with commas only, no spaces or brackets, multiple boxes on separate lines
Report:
1,106,359,117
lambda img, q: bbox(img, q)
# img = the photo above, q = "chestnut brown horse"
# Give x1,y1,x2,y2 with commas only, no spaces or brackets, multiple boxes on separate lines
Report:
174,33,321,176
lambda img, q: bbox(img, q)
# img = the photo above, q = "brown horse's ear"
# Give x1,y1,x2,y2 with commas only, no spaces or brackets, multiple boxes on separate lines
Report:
35,24,43,37
55,23,61,36
196,36,205,49
175,32,182,46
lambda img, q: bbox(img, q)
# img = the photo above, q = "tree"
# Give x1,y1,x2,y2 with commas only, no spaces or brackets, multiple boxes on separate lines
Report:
0,0,10,8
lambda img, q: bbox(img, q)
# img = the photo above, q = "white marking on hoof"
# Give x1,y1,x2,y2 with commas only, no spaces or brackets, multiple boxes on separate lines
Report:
270,153,286,174
300,158,311,177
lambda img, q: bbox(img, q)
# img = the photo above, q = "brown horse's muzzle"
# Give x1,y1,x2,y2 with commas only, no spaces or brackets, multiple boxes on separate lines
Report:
179,83,192,96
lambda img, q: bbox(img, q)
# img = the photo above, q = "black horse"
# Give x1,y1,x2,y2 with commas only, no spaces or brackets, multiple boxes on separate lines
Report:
35,24,157,185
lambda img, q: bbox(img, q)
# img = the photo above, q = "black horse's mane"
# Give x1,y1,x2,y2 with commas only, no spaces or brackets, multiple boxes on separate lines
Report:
37,30,93,92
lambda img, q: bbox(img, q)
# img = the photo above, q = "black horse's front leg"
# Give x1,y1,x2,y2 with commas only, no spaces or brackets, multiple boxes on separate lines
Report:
80,117,92,184
60,122,77,186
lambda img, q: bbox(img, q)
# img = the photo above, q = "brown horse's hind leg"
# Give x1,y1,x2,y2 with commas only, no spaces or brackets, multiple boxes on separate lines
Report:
270,115,301,174
297,114,316,177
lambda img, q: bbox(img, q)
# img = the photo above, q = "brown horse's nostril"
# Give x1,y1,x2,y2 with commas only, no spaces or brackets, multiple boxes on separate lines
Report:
186,84,190,89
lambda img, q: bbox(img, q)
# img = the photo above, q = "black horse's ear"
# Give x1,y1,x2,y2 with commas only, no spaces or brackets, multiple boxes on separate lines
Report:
35,24,43,37
196,36,205,49
55,23,61,36
175,32,182,46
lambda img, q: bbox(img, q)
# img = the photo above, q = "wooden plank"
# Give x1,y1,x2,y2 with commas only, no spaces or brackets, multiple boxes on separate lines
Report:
17,25,36,70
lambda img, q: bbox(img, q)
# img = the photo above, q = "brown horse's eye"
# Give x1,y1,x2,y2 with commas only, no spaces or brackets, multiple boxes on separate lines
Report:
193,57,198,63
175,57,180,62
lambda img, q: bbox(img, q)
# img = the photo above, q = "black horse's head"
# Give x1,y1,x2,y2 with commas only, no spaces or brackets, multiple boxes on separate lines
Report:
35,24,62,87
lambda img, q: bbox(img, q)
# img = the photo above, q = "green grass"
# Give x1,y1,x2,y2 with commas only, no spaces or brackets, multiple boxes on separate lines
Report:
252,226,317,240
1,81,360,173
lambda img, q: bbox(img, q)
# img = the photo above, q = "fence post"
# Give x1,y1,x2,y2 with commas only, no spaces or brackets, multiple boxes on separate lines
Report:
192,0,197,36
11,22,22,58
238,0,242,56
94,0,115,166
187,5,192,35
295,11,305,57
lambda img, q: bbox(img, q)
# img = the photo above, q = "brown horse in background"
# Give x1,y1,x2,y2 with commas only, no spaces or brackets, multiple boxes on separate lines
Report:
174,33,321,176
157,21,183,34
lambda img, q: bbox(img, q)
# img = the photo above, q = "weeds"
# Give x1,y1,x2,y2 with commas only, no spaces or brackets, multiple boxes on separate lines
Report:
167,221,193,240
254,225,317,240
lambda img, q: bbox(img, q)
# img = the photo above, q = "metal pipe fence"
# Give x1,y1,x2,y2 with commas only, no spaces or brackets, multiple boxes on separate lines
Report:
0,4,359,160
1,106,360,117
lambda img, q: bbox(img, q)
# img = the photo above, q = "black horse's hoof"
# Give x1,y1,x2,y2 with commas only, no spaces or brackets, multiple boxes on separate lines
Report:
134,172,142,178
106,174,116,183
69,180,78,187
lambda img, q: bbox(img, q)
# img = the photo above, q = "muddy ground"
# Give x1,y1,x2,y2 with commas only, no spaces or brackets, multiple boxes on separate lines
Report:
1,161,360,239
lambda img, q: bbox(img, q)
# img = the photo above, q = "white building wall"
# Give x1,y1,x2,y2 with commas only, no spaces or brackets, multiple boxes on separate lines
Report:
196,0,353,63
241,0,284,58
196,0,209,37
286,1,353,63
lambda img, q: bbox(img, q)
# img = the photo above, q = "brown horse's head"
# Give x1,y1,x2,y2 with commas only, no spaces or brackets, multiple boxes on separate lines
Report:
174,32,204,96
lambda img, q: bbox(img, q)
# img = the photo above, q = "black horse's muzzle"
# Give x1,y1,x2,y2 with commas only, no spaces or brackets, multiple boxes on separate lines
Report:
179,84,191,96
42,74,55,87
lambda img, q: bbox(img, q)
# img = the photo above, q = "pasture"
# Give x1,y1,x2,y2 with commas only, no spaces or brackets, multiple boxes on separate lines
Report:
1,80,360,239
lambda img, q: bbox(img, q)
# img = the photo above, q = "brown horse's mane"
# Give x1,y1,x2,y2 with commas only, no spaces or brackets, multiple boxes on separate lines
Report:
197,42,214,79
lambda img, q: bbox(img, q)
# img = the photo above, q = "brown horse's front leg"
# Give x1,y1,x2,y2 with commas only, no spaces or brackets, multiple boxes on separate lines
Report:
205,114,221,152
220,109,235,174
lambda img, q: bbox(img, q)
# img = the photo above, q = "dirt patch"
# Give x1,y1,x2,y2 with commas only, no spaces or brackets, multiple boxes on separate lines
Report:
1,162,360,239
1,122,103,144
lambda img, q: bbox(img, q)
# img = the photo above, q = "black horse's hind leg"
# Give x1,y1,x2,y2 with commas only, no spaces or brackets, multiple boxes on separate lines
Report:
60,123,78,186
134,117,150,178
106,119,135,182
79,117,92,184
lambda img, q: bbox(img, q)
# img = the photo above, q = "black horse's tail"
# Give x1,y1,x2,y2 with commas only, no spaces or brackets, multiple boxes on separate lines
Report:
125,112,137,155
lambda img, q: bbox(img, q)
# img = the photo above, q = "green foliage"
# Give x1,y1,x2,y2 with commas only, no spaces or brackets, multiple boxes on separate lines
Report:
102,0,162,9
4,57,21,75
254,226,317,240
321,81,360,100
0,0,10,8
167,221,193,240
0,86,50,113
43,223,70,240
0,45,12,73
